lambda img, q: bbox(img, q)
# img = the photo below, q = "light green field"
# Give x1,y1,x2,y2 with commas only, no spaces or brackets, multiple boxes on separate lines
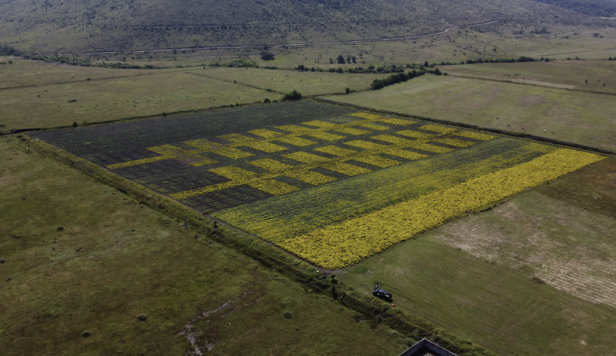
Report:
201,67,385,95
325,74,616,151
441,60,616,94
0,137,409,355
341,158,616,356
0,57,148,89
0,66,273,130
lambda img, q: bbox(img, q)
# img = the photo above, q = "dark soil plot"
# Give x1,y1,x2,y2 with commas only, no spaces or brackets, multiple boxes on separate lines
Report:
33,101,494,214
31,102,356,167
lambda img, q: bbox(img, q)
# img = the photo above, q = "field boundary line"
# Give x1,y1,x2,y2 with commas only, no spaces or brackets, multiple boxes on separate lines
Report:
1,100,268,135
449,73,616,97
187,70,373,97
20,135,498,356
312,98,616,157
0,72,157,92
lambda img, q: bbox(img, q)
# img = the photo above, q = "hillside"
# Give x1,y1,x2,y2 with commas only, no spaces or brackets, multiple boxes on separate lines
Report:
531,0,616,17
0,0,603,54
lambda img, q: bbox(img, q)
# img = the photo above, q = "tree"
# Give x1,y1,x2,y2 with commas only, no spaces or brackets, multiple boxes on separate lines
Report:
345,87,350,94
282,90,302,101
329,58,333,64
336,55,345,64
264,98,271,103
352,56,357,63
297,64,305,71
261,51,275,61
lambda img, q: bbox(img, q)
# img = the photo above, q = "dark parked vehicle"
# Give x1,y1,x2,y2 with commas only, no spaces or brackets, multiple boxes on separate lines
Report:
372,283,392,299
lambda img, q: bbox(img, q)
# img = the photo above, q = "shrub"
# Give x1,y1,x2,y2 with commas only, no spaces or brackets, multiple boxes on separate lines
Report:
260,51,275,61
282,90,302,101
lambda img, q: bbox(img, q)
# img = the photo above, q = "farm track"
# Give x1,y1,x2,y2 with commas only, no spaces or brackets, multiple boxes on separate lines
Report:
59,20,502,56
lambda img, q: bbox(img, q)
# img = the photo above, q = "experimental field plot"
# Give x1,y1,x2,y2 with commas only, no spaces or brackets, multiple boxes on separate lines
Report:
33,101,604,269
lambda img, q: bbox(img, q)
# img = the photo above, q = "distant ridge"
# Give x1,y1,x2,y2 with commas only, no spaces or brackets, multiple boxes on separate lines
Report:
0,0,604,53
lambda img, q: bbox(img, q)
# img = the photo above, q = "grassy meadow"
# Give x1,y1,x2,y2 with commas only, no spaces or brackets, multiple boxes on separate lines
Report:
441,60,616,94
201,67,385,95
0,65,273,130
340,158,616,356
325,74,616,151
0,137,411,356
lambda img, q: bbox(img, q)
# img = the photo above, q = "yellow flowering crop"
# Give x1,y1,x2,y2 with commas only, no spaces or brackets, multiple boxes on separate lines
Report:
243,140,288,153
274,136,318,147
285,170,338,185
249,179,300,196
322,161,372,176
455,131,495,141
248,158,294,173
419,125,457,135
279,149,603,269
354,155,401,168
283,151,331,164
248,129,284,139
432,137,476,148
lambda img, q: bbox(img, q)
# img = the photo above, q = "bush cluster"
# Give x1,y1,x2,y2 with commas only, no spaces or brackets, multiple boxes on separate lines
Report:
371,70,426,90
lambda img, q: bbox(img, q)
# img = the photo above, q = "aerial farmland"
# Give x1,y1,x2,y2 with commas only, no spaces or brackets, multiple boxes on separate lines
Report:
2,0,616,355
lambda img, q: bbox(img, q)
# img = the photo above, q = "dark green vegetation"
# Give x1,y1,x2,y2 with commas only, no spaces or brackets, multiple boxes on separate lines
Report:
0,137,414,355
0,0,601,54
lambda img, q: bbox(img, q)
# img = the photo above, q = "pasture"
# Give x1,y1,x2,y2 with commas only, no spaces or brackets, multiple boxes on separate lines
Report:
325,74,616,151
441,60,616,94
342,157,616,356
0,136,409,356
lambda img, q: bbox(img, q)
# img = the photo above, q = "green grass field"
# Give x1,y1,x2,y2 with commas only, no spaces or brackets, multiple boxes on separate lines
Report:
0,63,273,130
0,137,411,355
441,60,616,94
340,158,616,356
325,74,616,151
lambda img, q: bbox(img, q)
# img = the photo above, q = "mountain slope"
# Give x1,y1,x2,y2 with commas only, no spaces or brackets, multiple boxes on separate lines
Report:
0,0,603,53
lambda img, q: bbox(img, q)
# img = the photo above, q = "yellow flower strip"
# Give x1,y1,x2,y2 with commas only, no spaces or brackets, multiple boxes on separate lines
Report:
106,112,462,170
419,124,457,135
284,170,338,185
248,179,300,195
274,136,319,147
248,129,284,139
454,131,495,141
213,139,556,242
350,112,415,126
322,161,372,176
279,149,604,269
353,155,401,168
248,158,294,173
432,137,476,148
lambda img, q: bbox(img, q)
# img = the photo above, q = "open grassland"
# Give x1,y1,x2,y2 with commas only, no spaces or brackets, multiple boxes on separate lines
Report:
199,67,386,95
0,137,410,356
341,226,616,356
0,67,273,131
340,157,616,356
32,102,603,271
325,75,616,151
441,60,616,94
0,57,148,90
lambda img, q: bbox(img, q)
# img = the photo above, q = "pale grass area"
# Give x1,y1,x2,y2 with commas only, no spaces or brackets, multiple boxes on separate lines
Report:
434,191,616,308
